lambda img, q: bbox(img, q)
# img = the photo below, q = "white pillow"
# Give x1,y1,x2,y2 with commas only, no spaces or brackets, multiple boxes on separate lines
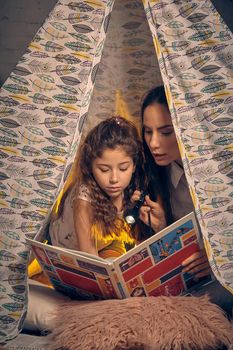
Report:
24,279,70,332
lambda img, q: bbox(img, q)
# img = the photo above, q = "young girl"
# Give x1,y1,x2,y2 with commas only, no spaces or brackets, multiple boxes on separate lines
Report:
49,116,148,259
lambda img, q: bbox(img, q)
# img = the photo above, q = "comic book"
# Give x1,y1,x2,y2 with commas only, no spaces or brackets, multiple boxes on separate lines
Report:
26,212,212,300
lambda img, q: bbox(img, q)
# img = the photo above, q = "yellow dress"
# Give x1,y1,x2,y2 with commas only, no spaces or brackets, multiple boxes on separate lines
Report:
93,220,135,259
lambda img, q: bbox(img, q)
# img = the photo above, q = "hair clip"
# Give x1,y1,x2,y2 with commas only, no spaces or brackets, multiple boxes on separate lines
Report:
113,116,122,125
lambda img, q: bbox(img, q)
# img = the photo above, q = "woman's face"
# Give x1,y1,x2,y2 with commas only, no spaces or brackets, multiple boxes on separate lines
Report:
143,103,181,166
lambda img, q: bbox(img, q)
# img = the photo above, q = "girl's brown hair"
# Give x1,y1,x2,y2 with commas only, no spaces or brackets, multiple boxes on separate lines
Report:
55,116,146,239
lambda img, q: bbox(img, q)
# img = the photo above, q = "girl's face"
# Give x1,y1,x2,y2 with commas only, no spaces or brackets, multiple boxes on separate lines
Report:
143,103,181,166
92,146,135,201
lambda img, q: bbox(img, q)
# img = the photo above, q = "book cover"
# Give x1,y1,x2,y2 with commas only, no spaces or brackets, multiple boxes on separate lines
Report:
26,212,212,300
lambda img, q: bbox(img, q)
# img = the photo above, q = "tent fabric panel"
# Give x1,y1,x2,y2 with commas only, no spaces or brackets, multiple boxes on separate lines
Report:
0,0,114,342
144,0,233,293
86,0,163,134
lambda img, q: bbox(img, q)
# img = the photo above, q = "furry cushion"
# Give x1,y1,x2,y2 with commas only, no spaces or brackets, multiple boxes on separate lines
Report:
49,295,233,350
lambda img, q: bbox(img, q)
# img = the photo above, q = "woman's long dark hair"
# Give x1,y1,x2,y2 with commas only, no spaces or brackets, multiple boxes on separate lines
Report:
141,86,173,225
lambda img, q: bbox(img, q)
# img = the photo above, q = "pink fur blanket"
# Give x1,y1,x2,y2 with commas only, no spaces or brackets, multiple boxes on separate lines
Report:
49,295,233,350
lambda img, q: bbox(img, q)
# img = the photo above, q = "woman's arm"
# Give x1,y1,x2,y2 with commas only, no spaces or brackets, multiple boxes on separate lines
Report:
73,198,97,256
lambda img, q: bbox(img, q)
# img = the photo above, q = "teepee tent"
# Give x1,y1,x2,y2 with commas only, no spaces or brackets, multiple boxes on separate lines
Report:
0,0,232,342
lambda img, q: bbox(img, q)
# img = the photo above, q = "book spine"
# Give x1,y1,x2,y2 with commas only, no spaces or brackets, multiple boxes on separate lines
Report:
111,262,129,298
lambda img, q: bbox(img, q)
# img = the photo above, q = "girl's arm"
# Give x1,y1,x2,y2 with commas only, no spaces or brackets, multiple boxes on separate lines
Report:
73,198,98,256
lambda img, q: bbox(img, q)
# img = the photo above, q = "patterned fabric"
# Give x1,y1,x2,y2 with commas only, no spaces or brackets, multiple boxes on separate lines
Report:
0,0,161,340
84,0,163,133
0,0,115,342
1,0,232,343
77,183,91,202
144,0,233,294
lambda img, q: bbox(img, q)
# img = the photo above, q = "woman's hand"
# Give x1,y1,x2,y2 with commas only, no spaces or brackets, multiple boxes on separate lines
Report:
131,191,166,232
182,248,211,278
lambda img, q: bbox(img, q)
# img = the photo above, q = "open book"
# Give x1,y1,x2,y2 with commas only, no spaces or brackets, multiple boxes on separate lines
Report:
26,212,212,300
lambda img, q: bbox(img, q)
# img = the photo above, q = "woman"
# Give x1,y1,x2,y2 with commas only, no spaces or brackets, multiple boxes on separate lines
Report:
135,85,233,313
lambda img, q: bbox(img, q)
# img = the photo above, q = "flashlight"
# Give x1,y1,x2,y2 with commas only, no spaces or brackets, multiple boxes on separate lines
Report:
124,191,146,226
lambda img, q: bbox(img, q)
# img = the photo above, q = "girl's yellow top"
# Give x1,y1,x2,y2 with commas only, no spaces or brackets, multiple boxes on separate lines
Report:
92,220,135,259
50,184,135,258
29,184,135,283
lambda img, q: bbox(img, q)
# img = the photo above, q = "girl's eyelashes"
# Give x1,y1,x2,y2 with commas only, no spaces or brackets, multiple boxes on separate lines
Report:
98,166,130,172
99,167,109,172
119,167,129,171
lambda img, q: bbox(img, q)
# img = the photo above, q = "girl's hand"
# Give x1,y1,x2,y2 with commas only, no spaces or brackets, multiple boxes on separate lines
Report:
182,248,211,278
131,191,166,233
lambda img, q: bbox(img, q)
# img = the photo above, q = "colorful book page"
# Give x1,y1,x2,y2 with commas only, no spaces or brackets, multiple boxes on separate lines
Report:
31,244,118,299
117,218,206,297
